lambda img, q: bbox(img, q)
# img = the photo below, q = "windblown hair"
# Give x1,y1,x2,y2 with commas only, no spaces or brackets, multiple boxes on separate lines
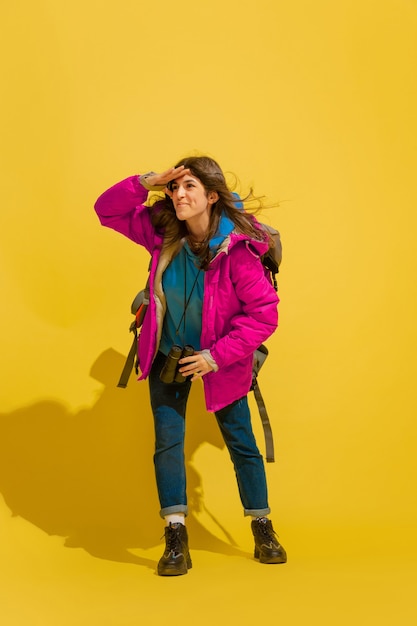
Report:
150,156,271,269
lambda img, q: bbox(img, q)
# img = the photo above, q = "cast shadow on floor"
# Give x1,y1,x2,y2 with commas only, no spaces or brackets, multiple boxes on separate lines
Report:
0,348,250,571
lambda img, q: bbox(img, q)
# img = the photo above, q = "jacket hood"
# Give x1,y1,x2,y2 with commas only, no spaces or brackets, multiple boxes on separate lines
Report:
209,211,235,253
210,211,269,261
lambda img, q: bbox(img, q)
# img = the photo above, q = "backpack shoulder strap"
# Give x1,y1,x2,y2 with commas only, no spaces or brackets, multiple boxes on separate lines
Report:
252,378,275,463
260,224,282,292
117,321,139,388
252,344,275,462
118,271,151,388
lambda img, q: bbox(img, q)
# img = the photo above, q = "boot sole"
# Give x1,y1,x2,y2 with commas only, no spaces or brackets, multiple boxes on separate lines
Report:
157,556,192,576
254,548,287,564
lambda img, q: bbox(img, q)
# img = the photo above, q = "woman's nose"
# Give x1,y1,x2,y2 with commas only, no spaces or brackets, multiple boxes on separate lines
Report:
176,185,185,198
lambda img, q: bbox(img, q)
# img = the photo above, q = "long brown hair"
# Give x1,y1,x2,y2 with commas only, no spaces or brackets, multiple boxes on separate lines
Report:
150,156,270,269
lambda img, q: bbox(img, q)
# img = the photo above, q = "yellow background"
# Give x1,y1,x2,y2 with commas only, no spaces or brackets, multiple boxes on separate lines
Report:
1,0,416,624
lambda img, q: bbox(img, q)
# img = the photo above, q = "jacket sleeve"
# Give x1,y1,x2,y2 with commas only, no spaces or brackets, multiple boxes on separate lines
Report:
93,175,156,253
209,242,279,369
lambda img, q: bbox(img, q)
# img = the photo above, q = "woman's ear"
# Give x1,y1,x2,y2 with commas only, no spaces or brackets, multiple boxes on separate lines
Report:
208,191,219,204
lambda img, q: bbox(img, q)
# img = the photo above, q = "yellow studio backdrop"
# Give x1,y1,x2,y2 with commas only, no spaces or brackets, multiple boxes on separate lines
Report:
1,1,416,625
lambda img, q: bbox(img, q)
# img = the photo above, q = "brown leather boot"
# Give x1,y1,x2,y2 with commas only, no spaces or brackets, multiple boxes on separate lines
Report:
157,523,192,576
251,517,287,564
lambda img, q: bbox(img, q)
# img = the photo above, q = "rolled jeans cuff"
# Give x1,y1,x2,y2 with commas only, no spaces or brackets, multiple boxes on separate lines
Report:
160,504,188,519
244,507,271,517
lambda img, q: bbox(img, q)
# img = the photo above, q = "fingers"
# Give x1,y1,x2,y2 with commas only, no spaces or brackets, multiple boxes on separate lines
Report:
163,166,191,197
144,165,191,191
158,166,181,181
190,365,206,381
178,354,211,379
160,165,191,184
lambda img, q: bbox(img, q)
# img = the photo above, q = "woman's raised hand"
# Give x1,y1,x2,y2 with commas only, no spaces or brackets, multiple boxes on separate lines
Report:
141,166,190,191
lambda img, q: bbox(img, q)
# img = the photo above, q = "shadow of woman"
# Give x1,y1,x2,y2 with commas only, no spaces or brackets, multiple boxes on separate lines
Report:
0,348,249,570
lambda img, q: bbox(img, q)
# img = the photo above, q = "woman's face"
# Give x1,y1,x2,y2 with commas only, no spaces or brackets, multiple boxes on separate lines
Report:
170,173,217,231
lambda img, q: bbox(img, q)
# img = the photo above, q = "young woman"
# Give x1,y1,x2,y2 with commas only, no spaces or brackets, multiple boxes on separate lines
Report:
94,156,287,575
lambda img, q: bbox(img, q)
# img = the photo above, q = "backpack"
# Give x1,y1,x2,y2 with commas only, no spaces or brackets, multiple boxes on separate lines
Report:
117,225,282,462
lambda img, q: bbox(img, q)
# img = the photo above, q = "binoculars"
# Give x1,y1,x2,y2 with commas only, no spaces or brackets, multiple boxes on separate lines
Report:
159,345,195,384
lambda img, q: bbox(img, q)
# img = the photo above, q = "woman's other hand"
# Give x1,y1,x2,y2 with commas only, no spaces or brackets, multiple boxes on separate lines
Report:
178,351,214,381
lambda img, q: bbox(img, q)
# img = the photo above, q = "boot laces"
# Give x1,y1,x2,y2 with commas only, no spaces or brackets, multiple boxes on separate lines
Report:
257,518,278,544
165,523,183,554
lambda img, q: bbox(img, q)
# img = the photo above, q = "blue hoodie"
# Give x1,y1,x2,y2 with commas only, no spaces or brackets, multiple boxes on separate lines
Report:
160,213,235,354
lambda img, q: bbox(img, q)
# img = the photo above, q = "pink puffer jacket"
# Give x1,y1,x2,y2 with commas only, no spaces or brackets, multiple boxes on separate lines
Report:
94,175,279,412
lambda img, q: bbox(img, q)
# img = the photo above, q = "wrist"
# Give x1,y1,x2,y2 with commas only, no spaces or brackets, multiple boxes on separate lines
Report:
200,349,218,372
139,172,166,191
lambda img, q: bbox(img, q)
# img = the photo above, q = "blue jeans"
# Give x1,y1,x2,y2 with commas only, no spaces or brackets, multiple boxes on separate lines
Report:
149,351,270,518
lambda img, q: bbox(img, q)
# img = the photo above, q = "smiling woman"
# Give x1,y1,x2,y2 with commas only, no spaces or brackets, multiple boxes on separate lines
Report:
168,173,217,233
94,155,286,576
147,156,268,270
